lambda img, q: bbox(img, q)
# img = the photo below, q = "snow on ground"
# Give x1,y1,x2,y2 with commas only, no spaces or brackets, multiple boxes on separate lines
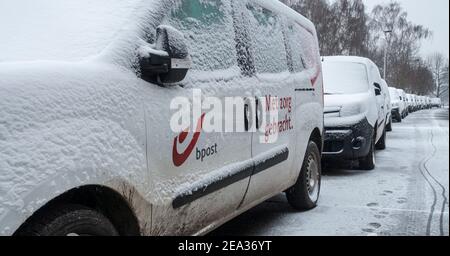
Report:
212,108,449,236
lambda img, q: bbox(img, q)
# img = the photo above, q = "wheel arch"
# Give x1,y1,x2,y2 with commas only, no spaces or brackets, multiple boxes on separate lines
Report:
309,127,323,154
14,185,141,236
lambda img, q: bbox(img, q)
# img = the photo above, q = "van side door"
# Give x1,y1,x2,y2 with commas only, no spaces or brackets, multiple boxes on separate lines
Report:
237,0,299,207
144,0,252,235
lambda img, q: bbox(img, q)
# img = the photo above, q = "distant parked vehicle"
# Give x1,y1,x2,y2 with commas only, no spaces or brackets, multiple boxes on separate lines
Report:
397,89,408,118
419,96,426,110
412,94,419,112
389,87,405,122
406,94,415,113
431,97,442,108
381,80,393,132
322,56,387,170
397,89,409,118
426,97,432,109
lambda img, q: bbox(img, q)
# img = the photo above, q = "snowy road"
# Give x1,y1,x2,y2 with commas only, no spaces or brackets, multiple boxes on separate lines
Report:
212,108,449,236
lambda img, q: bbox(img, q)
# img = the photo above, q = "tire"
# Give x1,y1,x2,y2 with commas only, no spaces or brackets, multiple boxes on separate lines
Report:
286,141,321,211
15,204,119,236
359,132,376,170
376,127,387,150
386,117,393,132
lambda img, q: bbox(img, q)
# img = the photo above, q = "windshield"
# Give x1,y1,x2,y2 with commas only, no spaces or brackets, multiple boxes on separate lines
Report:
0,0,142,62
389,88,400,100
322,61,369,94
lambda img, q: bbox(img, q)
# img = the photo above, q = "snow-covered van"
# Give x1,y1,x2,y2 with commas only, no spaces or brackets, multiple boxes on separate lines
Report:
389,87,405,121
406,94,415,113
322,56,387,170
426,97,432,109
431,97,442,108
397,89,408,117
410,94,418,112
380,80,393,132
418,96,426,110
0,0,324,236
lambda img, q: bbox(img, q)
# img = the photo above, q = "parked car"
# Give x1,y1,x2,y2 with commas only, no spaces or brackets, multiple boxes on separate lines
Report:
0,0,324,236
381,80,393,132
412,94,419,112
397,89,408,118
322,56,386,170
389,87,405,122
426,97,432,109
406,94,415,113
419,96,426,110
431,97,442,108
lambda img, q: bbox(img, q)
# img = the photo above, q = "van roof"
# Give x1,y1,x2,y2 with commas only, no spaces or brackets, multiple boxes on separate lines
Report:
322,56,376,67
262,0,316,36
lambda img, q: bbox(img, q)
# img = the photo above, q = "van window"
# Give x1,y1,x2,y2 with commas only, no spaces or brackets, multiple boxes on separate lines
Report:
245,3,289,74
323,61,369,94
370,65,382,84
298,27,318,71
163,0,238,71
285,23,306,73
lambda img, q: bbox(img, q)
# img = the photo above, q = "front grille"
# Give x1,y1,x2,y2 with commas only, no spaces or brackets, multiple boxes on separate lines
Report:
324,140,344,153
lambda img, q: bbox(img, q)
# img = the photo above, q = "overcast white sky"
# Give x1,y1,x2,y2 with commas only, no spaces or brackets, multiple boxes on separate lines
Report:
362,0,449,59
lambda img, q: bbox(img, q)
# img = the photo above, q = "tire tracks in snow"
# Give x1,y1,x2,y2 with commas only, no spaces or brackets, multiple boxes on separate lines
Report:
427,129,448,236
419,129,448,236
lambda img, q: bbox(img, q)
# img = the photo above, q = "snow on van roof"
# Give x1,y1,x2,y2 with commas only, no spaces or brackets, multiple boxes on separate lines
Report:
259,0,316,36
0,0,151,63
322,56,376,67
0,0,316,64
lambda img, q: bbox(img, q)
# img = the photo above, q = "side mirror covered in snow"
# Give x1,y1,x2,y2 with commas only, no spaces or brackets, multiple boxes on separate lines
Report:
139,25,192,85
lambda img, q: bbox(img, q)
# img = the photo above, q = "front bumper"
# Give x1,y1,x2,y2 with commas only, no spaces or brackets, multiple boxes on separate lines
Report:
323,118,374,160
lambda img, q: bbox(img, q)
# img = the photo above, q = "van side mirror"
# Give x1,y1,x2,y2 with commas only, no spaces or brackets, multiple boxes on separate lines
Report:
139,26,192,85
374,83,382,96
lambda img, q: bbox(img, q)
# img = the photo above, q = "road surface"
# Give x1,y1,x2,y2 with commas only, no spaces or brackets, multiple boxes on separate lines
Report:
213,108,449,236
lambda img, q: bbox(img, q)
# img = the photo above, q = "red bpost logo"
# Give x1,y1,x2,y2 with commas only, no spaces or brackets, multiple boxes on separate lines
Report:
172,113,206,167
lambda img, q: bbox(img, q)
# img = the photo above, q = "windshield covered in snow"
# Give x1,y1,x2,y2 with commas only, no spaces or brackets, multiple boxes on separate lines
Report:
323,61,369,94
389,88,400,100
0,0,142,62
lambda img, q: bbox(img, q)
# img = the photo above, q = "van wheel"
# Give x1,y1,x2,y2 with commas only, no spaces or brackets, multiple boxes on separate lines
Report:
286,141,321,210
359,134,376,170
376,128,387,150
15,204,119,236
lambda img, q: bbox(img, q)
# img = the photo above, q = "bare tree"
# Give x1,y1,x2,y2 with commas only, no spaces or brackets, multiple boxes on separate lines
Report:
331,0,369,56
282,0,439,95
369,1,431,90
427,52,448,97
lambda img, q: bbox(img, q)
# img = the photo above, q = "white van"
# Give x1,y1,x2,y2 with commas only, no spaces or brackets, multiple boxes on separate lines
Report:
322,56,387,170
406,94,415,113
389,88,405,121
0,0,324,236
419,96,426,109
412,94,419,112
431,97,442,108
397,89,408,117
380,80,393,132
